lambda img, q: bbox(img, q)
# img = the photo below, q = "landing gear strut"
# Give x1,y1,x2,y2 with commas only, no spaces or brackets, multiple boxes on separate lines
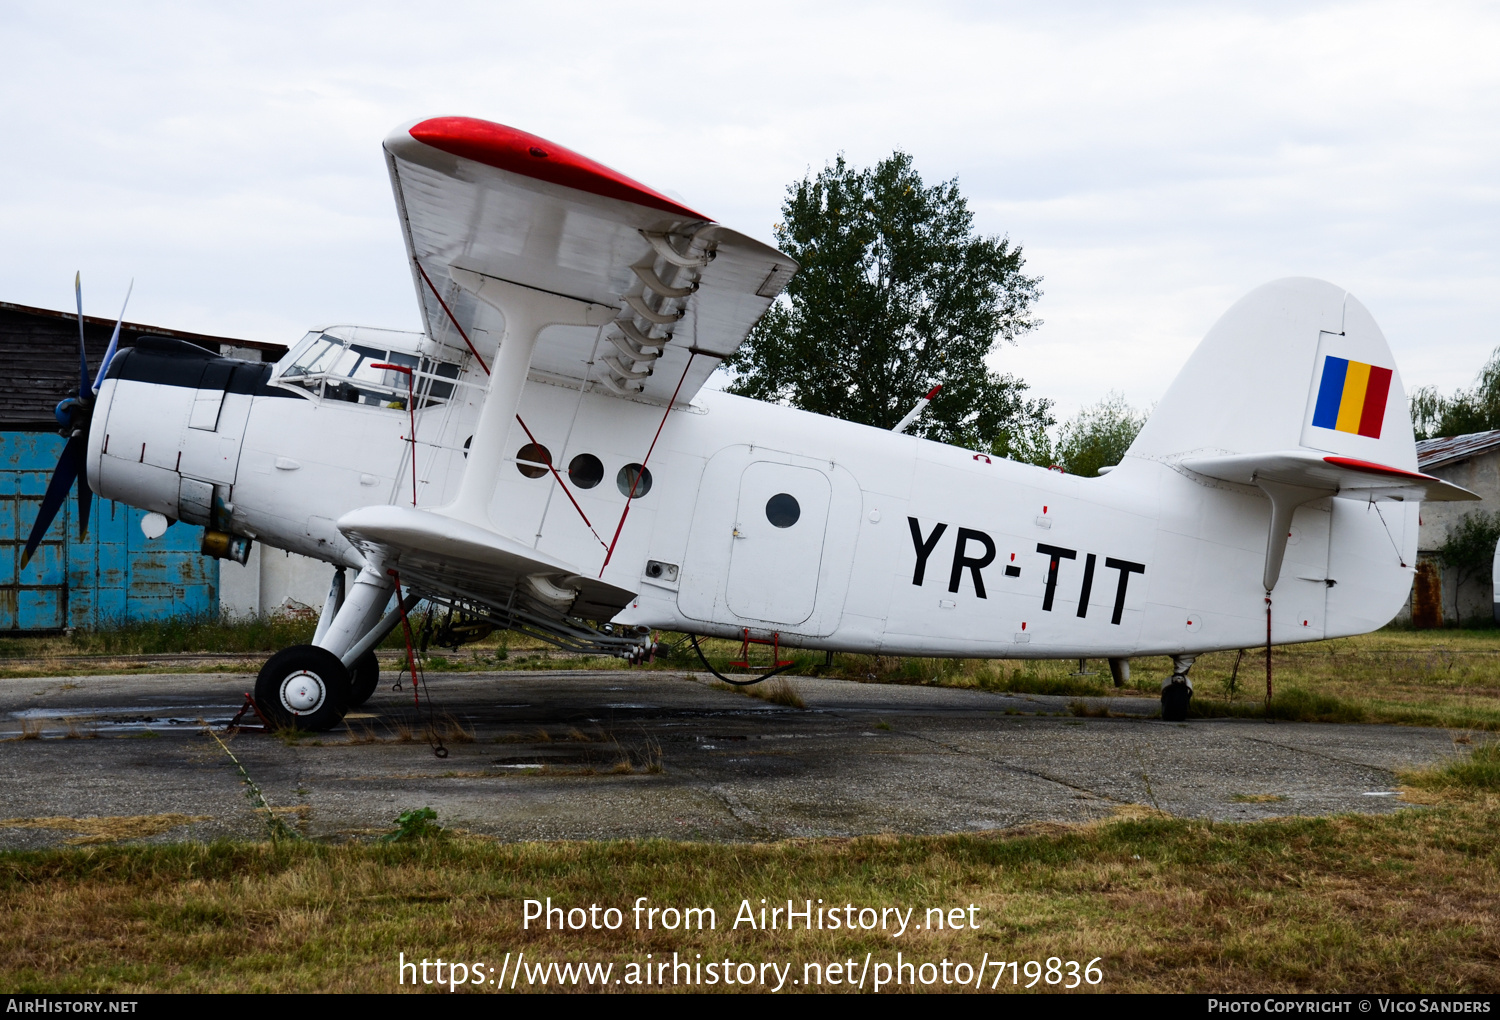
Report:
1160,654,1195,722
255,565,415,731
348,649,380,708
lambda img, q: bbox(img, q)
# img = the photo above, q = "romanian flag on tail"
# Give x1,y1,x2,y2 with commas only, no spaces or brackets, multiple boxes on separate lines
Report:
1311,356,1392,439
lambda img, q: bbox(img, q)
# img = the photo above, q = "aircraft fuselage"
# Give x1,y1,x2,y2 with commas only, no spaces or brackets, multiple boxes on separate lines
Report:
87,330,1417,661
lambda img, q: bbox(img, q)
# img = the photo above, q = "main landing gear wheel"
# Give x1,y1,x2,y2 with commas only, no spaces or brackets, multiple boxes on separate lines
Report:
1161,679,1192,722
255,645,351,732
348,649,379,708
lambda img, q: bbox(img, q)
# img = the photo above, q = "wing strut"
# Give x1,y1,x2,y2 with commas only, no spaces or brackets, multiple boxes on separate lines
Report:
420,261,607,548
440,269,613,529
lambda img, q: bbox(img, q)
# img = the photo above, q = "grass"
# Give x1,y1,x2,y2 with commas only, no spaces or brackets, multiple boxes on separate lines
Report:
0,615,621,679
712,676,806,709
1170,635,1500,730
5,620,1500,991
0,814,210,846
1401,741,1500,793
0,612,318,659
1,779,1496,992
668,630,1500,732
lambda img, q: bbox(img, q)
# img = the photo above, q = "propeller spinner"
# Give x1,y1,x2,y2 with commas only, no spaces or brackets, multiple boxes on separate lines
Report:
19,275,133,570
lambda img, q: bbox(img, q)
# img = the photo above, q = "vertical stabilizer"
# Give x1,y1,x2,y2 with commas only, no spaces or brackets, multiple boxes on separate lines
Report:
1128,278,1415,470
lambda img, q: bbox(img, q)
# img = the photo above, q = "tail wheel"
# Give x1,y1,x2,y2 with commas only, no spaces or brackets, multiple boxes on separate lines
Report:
255,645,351,732
348,650,380,708
1161,680,1192,722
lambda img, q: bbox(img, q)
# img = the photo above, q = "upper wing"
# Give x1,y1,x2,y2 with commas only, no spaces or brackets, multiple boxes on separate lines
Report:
384,116,797,406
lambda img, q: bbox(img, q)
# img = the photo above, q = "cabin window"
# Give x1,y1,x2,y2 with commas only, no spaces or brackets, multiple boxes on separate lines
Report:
617,463,652,498
765,493,800,528
323,346,415,405
568,454,604,489
277,333,462,409
516,444,552,479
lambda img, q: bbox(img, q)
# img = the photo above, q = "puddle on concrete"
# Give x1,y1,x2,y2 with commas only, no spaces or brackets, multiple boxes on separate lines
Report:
7,705,238,733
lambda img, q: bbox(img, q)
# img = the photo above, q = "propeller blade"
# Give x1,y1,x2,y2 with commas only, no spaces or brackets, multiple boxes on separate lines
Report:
74,272,91,399
19,435,82,571
93,278,133,394
72,437,92,542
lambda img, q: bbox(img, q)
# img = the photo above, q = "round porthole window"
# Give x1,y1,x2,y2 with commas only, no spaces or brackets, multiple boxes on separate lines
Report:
617,463,652,498
515,443,551,479
568,453,604,489
765,492,800,528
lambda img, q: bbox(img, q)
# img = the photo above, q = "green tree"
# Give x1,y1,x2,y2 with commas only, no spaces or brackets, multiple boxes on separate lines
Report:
990,418,1056,468
725,152,1051,449
1410,346,1500,439
1054,392,1147,477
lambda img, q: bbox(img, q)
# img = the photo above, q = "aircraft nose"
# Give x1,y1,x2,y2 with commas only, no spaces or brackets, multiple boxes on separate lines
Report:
88,339,260,531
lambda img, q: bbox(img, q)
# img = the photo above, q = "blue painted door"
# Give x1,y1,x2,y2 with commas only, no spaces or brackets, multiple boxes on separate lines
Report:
1,432,218,631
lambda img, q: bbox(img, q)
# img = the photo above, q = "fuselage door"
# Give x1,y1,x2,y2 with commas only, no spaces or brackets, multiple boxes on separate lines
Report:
725,462,832,626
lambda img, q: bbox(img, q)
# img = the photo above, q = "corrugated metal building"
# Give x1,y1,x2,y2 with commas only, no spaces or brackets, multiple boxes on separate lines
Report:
0,300,284,631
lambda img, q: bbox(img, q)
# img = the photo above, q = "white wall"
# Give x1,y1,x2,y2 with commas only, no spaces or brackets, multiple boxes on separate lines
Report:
218,541,333,618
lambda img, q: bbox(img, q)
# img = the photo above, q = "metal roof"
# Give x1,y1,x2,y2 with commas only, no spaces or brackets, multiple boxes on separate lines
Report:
1416,429,1500,471
0,300,286,430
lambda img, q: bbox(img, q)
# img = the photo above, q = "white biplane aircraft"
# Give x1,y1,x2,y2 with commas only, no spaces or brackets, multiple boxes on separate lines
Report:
25,116,1476,730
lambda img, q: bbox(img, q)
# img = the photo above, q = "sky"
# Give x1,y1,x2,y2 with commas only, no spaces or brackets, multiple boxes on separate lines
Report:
2,0,1497,425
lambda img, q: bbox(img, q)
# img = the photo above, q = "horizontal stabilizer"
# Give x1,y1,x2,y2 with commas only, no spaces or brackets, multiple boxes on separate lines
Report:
337,505,636,622
1181,450,1478,502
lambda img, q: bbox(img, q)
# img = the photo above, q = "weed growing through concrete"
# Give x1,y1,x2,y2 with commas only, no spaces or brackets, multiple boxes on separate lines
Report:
381,808,443,843
427,714,475,745
61,718,96,740
711,677,805,709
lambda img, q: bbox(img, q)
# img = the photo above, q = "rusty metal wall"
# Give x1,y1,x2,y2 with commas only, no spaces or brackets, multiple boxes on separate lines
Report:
1,432,218,631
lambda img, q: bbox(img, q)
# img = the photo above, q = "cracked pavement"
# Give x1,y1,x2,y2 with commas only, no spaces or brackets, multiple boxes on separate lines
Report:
0,669,1465,847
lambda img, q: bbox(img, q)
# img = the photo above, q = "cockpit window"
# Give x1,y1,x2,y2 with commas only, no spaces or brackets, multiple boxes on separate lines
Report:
278,334,462,409
283,335,344,380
